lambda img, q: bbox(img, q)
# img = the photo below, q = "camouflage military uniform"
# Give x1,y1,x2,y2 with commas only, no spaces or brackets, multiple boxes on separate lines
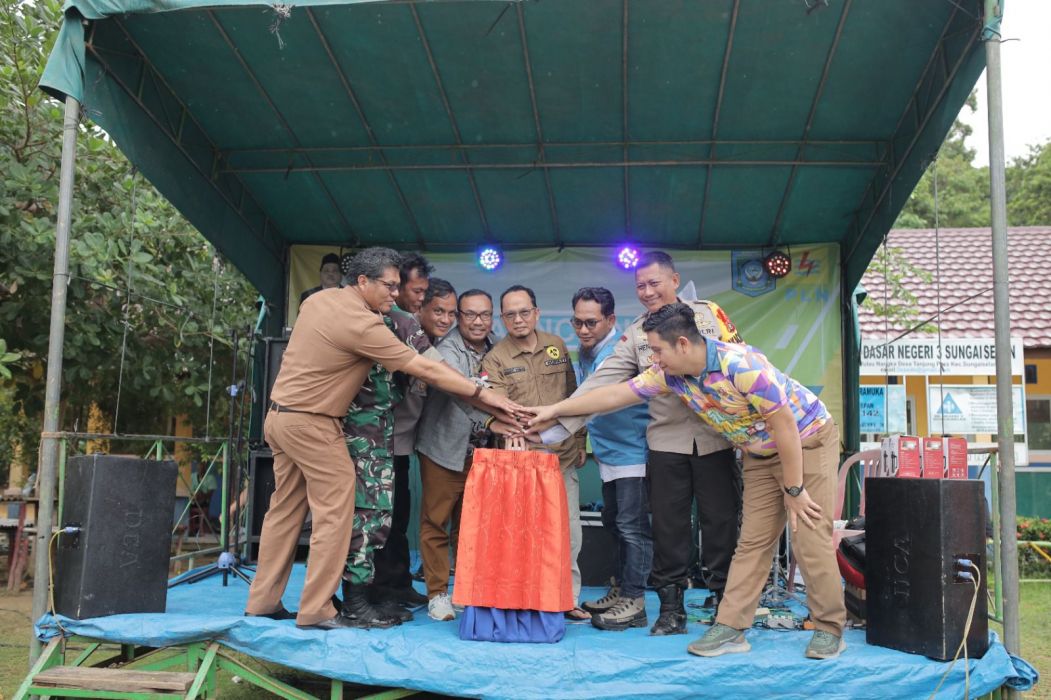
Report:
344,312,431,585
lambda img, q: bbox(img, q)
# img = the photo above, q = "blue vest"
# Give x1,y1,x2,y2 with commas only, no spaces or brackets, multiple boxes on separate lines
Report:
576,329,649,466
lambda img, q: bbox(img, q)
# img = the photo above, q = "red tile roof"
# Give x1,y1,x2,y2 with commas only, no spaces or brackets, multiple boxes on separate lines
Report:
858,227,1051,349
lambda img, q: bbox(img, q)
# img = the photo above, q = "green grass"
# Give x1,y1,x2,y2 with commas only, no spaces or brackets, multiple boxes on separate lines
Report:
2,584,1048,698
1016,581,1051,699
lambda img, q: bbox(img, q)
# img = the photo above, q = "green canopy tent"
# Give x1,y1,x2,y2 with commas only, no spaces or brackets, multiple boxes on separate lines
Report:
33,0,1021,686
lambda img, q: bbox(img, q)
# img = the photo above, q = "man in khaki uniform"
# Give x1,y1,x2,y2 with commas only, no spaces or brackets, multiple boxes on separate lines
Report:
481,284,589,619
245,247,523,631
538,251,743,635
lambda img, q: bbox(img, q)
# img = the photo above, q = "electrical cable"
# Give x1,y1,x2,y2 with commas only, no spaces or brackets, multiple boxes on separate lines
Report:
927,562,982,699
112,169,140,433
932,159,946,435
47,528,79,637
204,254,221,438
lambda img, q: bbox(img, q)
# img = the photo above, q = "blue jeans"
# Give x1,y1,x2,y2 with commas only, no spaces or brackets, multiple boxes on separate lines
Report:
600,476,653,599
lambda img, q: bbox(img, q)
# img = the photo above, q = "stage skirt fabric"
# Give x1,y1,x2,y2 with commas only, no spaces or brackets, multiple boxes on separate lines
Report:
452,448,574,624
458,607,565,644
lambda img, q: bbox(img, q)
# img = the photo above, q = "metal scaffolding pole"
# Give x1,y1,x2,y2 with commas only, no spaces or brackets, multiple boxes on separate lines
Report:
984,1,1020,689
29,95,80,663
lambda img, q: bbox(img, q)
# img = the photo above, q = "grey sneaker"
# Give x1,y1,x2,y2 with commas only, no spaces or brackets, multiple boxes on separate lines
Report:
687,623,751,657
581,579,621,614
427,593,456,622
592,595,647,631
805,630,846,659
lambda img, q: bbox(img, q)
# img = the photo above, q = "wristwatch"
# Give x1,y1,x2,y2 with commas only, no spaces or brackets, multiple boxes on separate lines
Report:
471,376,486,398
784,484,804,497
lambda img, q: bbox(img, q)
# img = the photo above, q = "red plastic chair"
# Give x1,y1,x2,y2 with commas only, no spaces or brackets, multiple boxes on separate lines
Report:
786,449,882,592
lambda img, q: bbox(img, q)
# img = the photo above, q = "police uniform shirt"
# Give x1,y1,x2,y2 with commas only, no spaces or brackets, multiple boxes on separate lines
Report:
481,330,583,469
558,299,740,456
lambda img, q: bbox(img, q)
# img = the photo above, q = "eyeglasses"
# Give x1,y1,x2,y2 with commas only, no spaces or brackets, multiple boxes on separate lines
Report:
570,318,604,330
501,308,536,322
459,310,493,322
369,278,400,293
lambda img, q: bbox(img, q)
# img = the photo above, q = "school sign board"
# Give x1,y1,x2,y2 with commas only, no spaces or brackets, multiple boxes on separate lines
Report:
859,337,1024,377
927,385,1025,436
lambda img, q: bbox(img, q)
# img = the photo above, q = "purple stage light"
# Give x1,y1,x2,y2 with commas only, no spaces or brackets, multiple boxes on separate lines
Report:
617,246,640,270
478,246,503,271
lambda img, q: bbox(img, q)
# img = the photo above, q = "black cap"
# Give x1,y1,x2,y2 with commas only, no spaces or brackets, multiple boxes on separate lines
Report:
320,253,341,269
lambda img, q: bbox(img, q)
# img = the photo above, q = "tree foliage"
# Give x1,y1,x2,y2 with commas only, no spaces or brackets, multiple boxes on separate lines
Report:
878,93,1051,333
1006,141,1051,226
895,93,991,229
0,1,258,483
860,244,935,334
896,91,1051,229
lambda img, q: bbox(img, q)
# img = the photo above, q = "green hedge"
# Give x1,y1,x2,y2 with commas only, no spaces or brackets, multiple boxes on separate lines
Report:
1017,516,1051,578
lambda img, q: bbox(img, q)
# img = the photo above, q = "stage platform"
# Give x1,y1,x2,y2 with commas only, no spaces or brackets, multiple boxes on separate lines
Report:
36,564,1036,699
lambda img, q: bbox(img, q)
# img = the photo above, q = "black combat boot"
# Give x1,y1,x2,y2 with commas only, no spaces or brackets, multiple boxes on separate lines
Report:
370,582,429,608
340,581,401,629
649,583,687,636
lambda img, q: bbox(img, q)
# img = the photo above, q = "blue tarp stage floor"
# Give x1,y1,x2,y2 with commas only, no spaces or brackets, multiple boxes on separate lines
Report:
37,564,1036,699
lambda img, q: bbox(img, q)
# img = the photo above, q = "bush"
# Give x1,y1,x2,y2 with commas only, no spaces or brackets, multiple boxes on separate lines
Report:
1017,516,1051,578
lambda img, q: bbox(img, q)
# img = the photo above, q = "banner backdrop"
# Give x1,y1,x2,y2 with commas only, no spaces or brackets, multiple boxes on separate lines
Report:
288,245,844,426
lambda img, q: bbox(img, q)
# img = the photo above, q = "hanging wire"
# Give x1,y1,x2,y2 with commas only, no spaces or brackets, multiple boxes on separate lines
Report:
112,169,140,434
204,254,221,438
932,159,947,435
878,166,893,438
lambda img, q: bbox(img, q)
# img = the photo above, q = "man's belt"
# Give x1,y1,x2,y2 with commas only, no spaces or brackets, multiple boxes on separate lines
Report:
268,402,341,420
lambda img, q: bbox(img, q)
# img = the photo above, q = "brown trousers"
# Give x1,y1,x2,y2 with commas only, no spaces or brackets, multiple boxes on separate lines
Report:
244,410,356,625
715,420,847,636
419,452,470,598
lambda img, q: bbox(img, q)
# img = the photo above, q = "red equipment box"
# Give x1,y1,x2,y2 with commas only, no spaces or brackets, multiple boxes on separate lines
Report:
881,435,922,478
944,437,969,479
922,438,945,479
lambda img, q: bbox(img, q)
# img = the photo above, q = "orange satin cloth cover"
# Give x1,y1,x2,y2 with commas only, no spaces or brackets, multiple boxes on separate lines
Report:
450,448,574,612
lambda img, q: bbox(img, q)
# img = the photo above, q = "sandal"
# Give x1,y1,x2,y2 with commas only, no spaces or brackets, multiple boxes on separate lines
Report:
565,607,592,622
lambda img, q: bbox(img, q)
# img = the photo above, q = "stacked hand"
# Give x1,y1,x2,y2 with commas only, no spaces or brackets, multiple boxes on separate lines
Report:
505,435,528,451
524,405,558,428
479,390,534,429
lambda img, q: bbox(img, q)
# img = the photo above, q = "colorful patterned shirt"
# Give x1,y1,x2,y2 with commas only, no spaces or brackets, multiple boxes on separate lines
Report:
627,338,829,457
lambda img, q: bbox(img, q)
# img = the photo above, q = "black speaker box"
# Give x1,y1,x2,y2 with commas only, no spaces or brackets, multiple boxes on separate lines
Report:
262,336,289,408
55,454,177,619
246,449,310,562
579,511,618,586
865,478,988,660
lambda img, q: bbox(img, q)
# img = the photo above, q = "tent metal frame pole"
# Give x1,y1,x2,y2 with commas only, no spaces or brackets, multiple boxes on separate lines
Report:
515,3,562,247
620,0,631,236
30,94,80,663
303,7,427,251
409,3,491,239
767,0,852,247
983,3,1020,690
695,0,739,247
223,138,885,156
205,11,360,248
222,159,883,175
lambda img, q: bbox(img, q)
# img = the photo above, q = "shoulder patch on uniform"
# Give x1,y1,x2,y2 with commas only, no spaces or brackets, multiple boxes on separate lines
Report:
545,345,561,360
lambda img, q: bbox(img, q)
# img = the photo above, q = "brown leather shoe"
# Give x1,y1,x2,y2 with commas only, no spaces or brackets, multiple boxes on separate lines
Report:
244,605,296,621
295,614,359,631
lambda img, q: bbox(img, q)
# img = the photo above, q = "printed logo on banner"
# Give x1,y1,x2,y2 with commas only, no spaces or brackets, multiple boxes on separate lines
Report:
731,251,774,298
797,251,820,276
934,393,963,417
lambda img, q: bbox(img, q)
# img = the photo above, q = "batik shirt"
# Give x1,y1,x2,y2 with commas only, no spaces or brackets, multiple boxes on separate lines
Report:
627,338,829,457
